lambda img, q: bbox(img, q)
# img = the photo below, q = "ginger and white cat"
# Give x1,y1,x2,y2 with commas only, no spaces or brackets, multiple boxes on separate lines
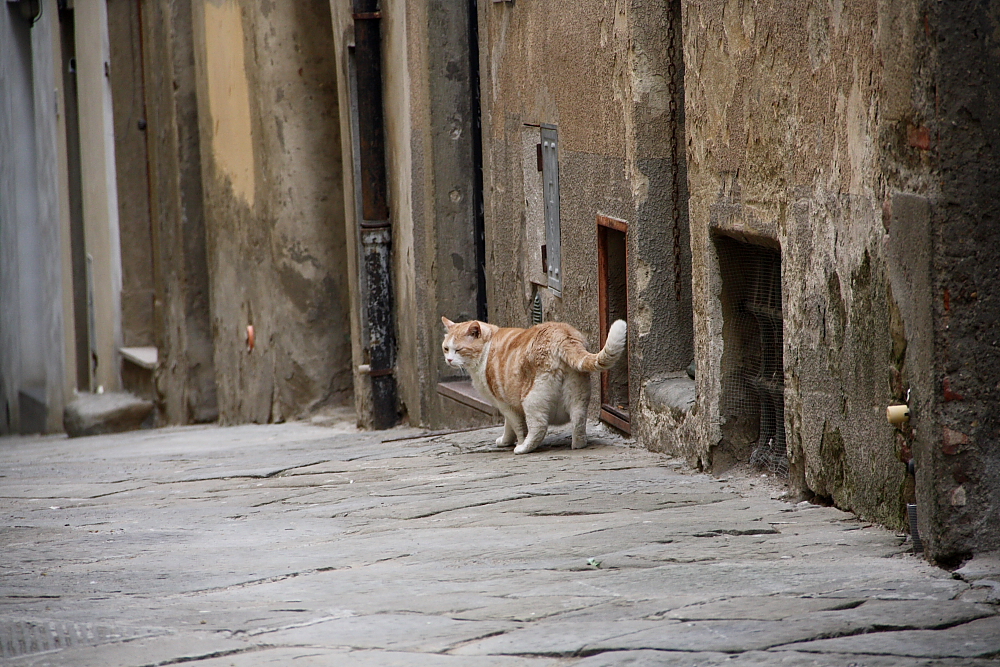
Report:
441,316,627,454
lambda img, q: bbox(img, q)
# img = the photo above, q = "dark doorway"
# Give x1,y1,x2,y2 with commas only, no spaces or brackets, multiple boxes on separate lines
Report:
598,214,629,433
467,0,487,321
58,6,91,392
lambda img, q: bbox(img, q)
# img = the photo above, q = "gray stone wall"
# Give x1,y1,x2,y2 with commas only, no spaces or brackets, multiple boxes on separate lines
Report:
914,0,1000,562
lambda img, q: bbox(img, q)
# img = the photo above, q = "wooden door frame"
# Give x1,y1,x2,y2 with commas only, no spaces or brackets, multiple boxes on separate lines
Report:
597,214,630,434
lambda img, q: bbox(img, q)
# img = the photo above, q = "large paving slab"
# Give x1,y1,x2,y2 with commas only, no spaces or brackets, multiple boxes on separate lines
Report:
574,650,1000,667
1,421,997,665
778,615,1000,659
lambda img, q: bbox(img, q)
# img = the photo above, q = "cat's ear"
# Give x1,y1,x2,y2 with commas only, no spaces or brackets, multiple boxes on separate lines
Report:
468,322,481,338
441,316,455,330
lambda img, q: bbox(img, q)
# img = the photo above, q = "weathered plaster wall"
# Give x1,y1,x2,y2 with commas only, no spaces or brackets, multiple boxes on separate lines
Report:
193,0,351,423
31,0,71,433
0,3,66,433
380,0,421,427
0,0,73,434
479,0,693,429
141,0,218,424
1,3,41,432
108,1,156,350
682,0,928,527
74,1,124,393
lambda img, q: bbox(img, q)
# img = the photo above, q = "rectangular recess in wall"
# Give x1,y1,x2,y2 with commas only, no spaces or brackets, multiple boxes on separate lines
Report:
540,125,561,296
598,214,630,434
715,235,786,475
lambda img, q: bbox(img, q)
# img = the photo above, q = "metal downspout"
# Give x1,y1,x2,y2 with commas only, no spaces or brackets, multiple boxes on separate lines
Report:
353,0,397,429
467,0,487,322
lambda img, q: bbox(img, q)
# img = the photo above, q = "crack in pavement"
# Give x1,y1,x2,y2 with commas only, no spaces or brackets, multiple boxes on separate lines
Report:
165,461,332,484
138,645,261,666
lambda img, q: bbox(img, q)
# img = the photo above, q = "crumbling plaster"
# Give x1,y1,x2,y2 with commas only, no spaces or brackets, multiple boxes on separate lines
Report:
193,0,351,423
682,0,930,528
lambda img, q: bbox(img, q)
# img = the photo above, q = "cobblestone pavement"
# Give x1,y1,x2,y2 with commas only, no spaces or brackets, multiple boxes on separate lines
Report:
1,420,998,666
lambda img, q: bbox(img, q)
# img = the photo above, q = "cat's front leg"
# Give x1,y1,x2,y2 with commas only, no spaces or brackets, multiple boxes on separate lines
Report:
496,418,517,447
497,408,527,446
513,400,549,455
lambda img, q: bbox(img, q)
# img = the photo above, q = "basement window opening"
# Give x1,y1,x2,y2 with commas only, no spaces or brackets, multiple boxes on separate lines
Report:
715,235,786,475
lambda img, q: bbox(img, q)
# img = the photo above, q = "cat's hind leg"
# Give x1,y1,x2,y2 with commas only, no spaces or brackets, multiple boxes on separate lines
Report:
568,372,591,450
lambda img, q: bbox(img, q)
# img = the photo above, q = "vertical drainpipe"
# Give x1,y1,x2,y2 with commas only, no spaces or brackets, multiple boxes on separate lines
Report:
353,0,397,429
467,0,487,322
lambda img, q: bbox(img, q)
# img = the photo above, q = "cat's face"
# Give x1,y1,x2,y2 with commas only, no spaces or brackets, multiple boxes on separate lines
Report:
441,317,487,369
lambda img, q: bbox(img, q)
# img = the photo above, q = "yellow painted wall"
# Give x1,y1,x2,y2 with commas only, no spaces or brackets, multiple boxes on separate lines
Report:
202,0,255,207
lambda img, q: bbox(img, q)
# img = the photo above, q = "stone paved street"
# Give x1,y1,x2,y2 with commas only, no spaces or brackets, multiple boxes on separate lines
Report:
1,420,998,666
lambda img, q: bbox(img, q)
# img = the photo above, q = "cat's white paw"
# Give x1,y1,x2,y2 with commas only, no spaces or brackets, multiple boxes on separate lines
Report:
496,435,515,447
514,441,539,455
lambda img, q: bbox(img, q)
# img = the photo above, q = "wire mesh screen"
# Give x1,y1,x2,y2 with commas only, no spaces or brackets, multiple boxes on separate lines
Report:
716,236,787,476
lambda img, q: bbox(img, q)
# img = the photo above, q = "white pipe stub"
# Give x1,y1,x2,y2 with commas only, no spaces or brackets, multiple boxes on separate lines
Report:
887,404,910,426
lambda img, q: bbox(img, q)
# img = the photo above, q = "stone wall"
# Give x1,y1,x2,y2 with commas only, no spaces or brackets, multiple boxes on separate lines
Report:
328,0,488,430
74,2,125,395
681,0,933,528
478,0,693,434
913,0,1000,562
0,0,85,434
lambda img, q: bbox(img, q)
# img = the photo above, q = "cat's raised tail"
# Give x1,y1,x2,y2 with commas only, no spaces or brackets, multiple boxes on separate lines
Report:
563,319,627,372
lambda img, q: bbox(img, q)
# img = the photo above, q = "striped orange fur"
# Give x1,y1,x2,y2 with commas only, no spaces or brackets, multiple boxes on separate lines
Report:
441,317,627,454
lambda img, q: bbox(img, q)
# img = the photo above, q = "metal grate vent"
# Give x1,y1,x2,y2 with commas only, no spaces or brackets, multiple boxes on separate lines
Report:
0,619,165,659
531,291,543,325
716,236,787,476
